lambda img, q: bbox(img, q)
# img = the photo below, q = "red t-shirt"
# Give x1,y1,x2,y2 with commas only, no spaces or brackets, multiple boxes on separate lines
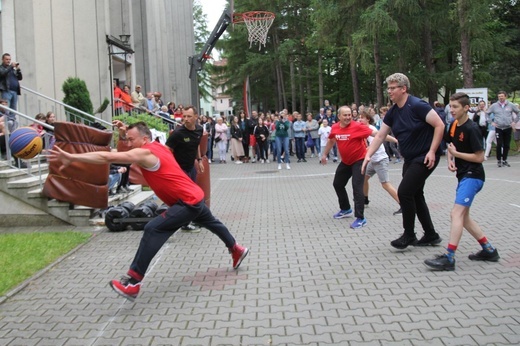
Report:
329,121,373,165
140,141,204,206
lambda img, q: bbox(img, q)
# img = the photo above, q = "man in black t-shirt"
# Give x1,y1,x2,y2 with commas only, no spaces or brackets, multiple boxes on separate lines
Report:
165,105,204,231
166,106,204,180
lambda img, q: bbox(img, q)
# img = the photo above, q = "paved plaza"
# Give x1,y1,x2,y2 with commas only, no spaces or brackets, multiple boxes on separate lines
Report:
1,154,519,345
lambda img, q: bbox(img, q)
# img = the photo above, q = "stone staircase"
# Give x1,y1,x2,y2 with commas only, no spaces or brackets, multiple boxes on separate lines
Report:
0,159,155,228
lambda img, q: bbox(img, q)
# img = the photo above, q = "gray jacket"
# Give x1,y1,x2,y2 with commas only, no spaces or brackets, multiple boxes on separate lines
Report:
486,101,519,129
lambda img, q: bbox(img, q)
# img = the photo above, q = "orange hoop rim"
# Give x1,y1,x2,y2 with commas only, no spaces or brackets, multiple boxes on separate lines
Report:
233,11,275,24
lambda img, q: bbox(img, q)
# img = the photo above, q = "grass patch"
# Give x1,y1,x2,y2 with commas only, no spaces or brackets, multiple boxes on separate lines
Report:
0,232,92,296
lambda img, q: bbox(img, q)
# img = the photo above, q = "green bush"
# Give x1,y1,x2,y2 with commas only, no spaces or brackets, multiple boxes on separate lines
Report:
113,112,170,142
62,77,94,123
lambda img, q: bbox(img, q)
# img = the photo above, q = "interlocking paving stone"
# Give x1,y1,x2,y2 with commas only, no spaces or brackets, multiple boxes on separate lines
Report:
1,156,519,345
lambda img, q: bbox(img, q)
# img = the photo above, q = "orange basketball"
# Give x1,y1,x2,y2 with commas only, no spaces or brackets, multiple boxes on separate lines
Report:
8,127,44,159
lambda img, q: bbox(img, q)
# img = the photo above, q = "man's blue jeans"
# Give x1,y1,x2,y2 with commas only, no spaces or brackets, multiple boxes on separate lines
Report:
2,90,18,112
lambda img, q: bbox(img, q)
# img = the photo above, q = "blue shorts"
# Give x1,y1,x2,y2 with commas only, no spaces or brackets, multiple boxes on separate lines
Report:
454,178,484,207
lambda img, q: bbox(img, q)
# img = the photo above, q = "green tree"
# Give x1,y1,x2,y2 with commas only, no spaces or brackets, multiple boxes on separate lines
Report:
62,77,93,123
218,0,519,112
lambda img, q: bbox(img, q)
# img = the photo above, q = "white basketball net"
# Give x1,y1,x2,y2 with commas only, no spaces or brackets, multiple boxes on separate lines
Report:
242,12,275,50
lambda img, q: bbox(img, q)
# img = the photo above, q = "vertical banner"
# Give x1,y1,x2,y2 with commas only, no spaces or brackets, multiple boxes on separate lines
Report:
243,76,251,116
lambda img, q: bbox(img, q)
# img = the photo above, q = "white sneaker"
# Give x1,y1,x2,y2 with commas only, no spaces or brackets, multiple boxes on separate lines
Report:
311,154,315,158
208,159,211,164
236,161,243,164
260,159,264,163
278,164,282,170
252,158,256,163
266,159,270,163
286,164,291,170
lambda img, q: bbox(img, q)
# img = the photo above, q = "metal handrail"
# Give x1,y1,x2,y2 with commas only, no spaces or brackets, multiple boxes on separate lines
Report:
20,85,113,128
0,104,52,187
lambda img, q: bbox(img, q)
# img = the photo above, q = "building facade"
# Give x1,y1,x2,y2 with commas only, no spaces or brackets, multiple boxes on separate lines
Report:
0,0,194,122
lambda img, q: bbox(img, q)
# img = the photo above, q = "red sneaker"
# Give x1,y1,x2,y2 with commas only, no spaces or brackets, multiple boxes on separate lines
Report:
230,243,249,269
109,276,141,301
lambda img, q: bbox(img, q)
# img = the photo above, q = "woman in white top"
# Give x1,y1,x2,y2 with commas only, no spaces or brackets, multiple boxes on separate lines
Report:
214,117,229,163
359,111,401,215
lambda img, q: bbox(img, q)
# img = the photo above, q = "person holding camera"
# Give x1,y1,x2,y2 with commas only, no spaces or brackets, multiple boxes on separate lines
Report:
0,53,23,132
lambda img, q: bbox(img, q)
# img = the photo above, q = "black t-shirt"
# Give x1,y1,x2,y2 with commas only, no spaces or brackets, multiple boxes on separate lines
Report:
165,124,203,171
446,119,485,182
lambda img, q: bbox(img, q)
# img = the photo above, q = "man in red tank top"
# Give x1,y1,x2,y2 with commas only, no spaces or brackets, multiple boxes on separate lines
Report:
47,121,249,301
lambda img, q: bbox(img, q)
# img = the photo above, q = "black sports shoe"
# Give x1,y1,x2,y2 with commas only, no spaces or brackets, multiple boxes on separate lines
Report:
364,196,370,206
468,248,500,262
415,233,442,246
390,233,418,249
497,160,502,167
502,160,510,167
393,207,402,215
424,254,455,271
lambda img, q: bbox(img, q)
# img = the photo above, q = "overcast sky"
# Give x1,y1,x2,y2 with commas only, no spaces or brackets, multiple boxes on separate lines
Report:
200,0,228,30
198,0,228,59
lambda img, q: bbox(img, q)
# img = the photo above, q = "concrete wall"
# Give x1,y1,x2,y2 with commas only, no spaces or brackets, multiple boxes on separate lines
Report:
0,0,194,122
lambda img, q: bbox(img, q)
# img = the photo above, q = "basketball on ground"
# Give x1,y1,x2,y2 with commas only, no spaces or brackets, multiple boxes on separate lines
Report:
8,127,44,159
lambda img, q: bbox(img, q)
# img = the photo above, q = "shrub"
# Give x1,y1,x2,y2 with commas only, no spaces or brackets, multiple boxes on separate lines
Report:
62,77,94,123
113,112,170,142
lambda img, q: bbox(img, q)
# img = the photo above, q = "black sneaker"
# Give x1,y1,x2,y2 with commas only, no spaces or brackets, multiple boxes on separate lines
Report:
393,207,402,215
390,233,418,249
502,160,510,167
415,233,442,246
468,248,500,262
424,254,455,271
364,196,370,206
497,160,502,167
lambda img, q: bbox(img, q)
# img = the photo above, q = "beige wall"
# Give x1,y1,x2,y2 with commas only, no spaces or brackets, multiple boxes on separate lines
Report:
0,0,194,122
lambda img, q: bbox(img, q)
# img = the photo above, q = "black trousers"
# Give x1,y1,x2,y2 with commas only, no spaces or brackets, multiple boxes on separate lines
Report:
495,127,512,161
399,159,439,237
129,200,236,279
333,160,365,219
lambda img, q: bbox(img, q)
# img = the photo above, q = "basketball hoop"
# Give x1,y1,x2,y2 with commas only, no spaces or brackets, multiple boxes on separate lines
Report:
234,11,275,50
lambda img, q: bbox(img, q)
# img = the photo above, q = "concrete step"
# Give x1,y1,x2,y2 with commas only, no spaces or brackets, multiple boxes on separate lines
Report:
7,173,48,189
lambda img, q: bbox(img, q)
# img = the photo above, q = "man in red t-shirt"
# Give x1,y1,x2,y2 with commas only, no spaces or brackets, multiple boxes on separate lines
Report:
47,121,249,301
321,106,378,229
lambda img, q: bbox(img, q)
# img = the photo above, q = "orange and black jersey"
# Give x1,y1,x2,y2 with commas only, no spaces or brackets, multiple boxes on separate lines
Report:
446,119,485,182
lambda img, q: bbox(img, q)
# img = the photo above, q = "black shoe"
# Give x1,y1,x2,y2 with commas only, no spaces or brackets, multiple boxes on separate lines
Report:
117,186,129,194
468,248,500,262
393,207,402,215
364,196,370,206
390,233,418,249
502,160,510,167
302,158,307,162
497,160,502,167
297,159,301,163
424,254,455,271
415,233,442,246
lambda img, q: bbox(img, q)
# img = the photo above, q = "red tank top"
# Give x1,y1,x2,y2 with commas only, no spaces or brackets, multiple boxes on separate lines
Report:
140,141,204,206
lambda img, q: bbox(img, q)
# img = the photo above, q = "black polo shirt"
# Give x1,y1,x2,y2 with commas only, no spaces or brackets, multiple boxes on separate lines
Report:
165,124,203,171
